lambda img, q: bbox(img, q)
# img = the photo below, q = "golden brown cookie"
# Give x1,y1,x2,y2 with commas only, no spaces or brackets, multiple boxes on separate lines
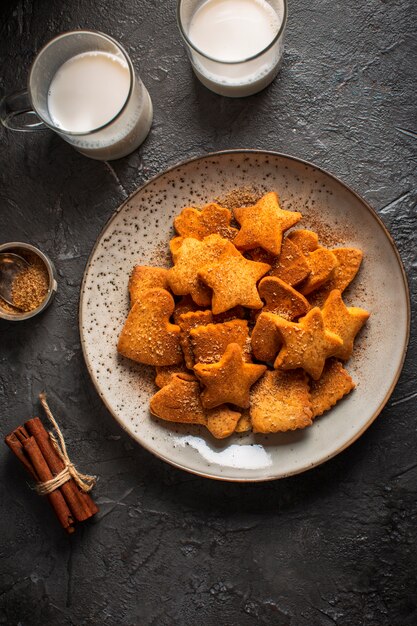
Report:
251,312,282,363
155,365,196,388
258,276,310,320
152,374,243,438
190,319,251,364
235,410,252,433
167,234,239,306
287,229,319,254
129,266,170,306
269,237,311,286
271,307,343,380
169,236,185,259
199,254,270,314
327,247,363,292
233,192,302,255
194,343,266,409
248,239,310,287
245,247,275,263
172,295,201,324
174,203,238,241
117,288,182,366
309,359,356,417
206,406,242,439
250,370,313,433
213,306,246,324
119,189,369,440
150,375,207,424
309,248,363,307
178,310,214,369
298,247,338,295
321,289,369,360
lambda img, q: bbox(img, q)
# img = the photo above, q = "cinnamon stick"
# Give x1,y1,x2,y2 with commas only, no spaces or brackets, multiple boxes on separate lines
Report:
21,435,75,534
25,417,98,521
5,431,37,480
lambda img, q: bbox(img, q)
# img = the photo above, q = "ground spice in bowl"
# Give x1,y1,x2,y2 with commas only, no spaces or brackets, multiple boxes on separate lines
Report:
0,244,57,320
11,253,50,312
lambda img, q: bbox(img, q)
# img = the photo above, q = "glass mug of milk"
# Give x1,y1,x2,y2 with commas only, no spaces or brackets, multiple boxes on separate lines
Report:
0,30,153,160
177,0,287,97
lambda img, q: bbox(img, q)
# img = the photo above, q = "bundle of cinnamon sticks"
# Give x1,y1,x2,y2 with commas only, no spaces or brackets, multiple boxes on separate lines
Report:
5,417,98,533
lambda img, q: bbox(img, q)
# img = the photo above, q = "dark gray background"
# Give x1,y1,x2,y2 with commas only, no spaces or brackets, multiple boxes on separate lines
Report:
1,1,416,624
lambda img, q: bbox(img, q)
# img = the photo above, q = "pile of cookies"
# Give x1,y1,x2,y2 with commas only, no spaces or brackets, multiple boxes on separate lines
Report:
117,191,370,439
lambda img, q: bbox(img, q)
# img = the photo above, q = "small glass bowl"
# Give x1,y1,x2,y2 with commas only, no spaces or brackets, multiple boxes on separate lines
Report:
0,242,58,321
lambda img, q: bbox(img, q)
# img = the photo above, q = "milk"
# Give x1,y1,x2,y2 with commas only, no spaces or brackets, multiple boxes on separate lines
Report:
47,51,152,160
48,51,130,133
187,0,285,97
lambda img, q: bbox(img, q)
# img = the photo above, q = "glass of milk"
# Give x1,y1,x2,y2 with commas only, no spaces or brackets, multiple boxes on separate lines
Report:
177,0,287,97
0,30,153,160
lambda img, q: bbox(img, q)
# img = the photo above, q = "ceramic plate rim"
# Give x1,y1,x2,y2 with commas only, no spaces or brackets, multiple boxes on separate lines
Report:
79,149,411,481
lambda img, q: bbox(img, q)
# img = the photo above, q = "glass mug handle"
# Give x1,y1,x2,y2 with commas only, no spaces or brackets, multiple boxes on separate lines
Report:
0,89,47,132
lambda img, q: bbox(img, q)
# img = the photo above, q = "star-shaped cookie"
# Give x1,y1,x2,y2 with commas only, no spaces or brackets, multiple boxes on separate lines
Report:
198,254,270,314
167,234,239,306
174,203,238,241
233,192,302,255
322,289,369,360
270,307,343,380
194,343,266,409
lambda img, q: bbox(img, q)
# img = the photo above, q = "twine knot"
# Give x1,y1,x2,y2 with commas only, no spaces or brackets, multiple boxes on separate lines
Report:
35,393,97,496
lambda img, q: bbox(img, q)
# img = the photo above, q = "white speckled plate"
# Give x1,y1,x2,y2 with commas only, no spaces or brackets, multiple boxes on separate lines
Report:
79,151,410,481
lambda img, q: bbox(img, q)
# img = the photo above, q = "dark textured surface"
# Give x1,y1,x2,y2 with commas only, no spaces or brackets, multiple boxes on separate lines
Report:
0,0,416,624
